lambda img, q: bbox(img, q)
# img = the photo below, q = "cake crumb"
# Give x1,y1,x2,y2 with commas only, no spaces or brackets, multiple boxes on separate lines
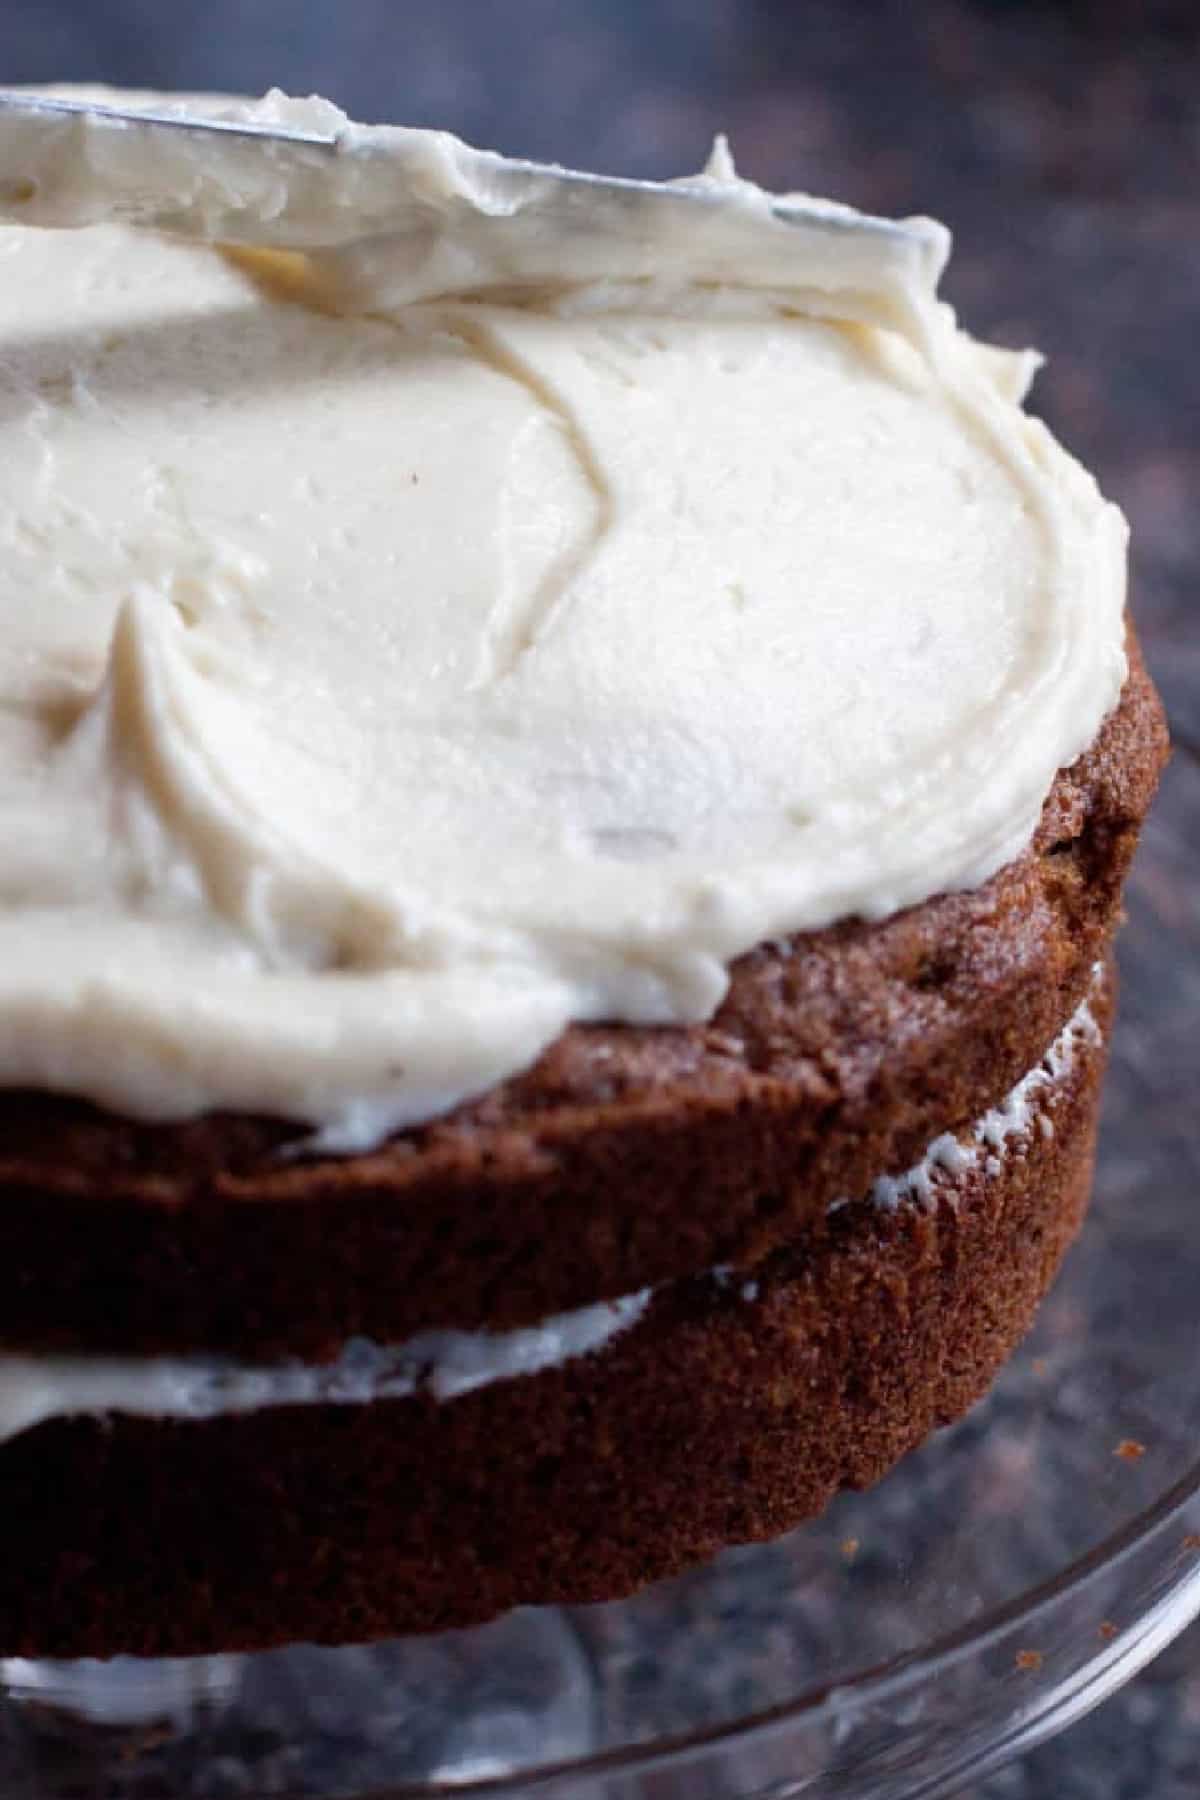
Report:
1183,1534,1200,1553
1115,1438,1145,1462
1031,1357,1048,1378
840,1536,860,1560
1015,1649,1043,1672
1098,1621,1119,1641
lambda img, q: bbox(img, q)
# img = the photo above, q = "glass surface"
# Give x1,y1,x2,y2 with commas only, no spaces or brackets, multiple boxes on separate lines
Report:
2,755,1197,1800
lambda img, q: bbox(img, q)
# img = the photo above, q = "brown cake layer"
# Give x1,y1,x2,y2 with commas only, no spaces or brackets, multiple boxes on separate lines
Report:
0,641,1167,1360
0,967,1111,1659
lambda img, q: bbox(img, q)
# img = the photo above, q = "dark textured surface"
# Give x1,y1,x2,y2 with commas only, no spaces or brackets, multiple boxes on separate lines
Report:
0,1,1196,1790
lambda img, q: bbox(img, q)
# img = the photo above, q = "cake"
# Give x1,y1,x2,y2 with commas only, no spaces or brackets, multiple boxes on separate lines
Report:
0,90,1168,1658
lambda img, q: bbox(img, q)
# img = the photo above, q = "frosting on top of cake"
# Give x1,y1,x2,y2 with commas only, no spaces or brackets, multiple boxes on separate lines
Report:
0,91,1127,1144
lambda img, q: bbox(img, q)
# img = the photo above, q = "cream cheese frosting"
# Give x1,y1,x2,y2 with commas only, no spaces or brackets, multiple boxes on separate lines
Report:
0,89,1128,1144
859,976,1102,1210
0,1293,653,1446
0,88,949,336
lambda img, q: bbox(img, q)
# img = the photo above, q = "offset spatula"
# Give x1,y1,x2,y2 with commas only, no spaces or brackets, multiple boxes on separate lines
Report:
0,90,946,313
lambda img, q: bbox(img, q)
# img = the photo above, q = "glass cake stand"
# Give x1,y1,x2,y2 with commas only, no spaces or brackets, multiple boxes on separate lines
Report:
3,754,1198,1800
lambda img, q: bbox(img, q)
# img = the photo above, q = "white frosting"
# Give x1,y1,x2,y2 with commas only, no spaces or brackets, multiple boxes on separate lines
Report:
0,89,1127,1145
0,986,1101,1448
864,980,1102,1211
0,1292,651,1446
0,91,949,338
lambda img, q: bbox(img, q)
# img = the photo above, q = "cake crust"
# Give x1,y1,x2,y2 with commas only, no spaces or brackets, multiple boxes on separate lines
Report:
0,967,1112,1658
0,639,1166,1358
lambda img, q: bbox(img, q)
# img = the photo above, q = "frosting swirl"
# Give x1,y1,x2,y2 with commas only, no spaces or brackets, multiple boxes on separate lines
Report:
0,91,1127,1145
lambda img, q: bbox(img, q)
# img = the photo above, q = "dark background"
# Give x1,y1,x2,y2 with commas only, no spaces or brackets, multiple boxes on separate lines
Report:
3,3,1197,1793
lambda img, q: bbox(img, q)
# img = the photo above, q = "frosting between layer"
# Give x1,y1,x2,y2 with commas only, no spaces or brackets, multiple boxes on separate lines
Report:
860,978,1102,1210
0,90,1128,1143
0,1293,653,1446
0,985,1100,1447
